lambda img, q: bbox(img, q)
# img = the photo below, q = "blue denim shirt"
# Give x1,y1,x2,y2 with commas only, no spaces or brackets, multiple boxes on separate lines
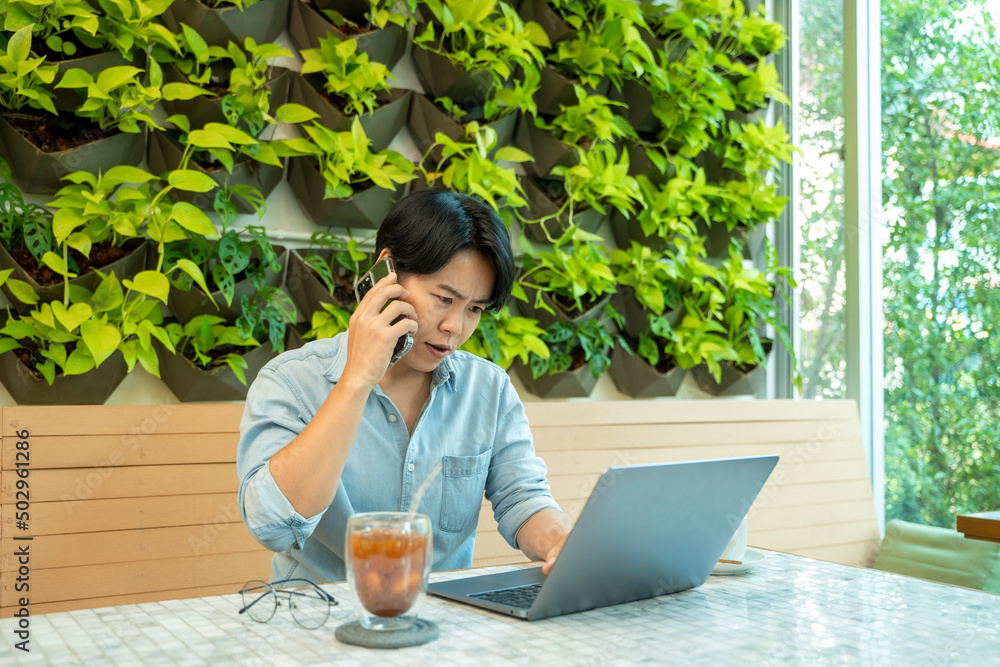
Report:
237,331,560,584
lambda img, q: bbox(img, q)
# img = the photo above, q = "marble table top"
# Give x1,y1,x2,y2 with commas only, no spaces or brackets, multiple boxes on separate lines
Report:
2,550,998,666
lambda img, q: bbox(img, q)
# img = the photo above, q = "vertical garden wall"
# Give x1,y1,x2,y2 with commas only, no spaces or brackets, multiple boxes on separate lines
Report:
0,0,795,404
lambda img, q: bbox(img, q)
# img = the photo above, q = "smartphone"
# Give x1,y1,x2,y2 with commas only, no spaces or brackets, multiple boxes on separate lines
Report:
354,257,414,368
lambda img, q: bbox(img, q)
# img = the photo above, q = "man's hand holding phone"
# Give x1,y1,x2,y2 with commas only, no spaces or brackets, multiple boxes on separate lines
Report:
344,257,417,388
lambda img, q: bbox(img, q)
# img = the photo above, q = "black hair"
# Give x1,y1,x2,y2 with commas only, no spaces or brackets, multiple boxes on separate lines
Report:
375,188,514,313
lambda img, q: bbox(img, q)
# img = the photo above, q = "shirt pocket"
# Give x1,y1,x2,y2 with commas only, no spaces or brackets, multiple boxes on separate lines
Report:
439,449,492,533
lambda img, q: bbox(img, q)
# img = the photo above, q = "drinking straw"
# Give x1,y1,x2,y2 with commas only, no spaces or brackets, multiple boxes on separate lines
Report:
406,462,442,520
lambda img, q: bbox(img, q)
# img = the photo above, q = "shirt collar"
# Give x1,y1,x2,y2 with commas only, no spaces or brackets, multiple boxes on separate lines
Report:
433,354,457,391
322,331,350,383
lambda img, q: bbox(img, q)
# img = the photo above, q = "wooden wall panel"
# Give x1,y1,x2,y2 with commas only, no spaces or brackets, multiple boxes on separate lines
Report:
0,405,266,618
0,583,248,617
1,523,262,572
1,463,237,503
1,405,246,437
2,434,238,469
0,551,273,605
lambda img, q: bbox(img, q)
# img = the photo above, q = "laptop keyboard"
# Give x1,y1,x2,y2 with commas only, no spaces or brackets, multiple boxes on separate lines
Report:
471,583,543,609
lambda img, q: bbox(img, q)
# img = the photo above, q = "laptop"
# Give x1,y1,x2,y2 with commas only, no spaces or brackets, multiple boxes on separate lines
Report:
427,455,779,621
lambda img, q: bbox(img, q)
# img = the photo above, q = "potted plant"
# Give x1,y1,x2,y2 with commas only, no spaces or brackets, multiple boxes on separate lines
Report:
285,230,369,322
0,270,174,404
14,164,161,315
609,318,687,398
420,121,531,227
160,0,290,48
410,0,548,109
281,116,417,228
161,183,289,322
519,142,641,243
288,0,409,68
408,77,532,163
303,301,352,341
154,312,272,401
0,155,66,310
609,240,683,339
609,164,714,252
460,304,549,370
514,84,634,179
685,249,796,395
703,178,787,263
546,12,654,92
293,32,411,151
515,229,620,328
0,27,159,194
3,0,166,110
45,160,218,307
702,118,795,183
514,317,627,399
153,29,294,133
535,4,655,115
650,46,735,159
150,33,309,211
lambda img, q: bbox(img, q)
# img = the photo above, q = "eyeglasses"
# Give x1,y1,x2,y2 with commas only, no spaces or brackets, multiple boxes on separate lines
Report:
239,579,339,629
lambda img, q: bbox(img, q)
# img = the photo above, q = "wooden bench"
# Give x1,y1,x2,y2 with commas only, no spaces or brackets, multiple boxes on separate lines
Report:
1,399,879,616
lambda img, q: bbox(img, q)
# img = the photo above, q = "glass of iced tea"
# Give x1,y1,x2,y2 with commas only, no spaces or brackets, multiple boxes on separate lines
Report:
345,512,432,630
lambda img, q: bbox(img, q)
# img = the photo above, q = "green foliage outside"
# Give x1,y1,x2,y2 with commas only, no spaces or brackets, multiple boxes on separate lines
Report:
797,0,846,400
880,0,1000,527
801,0,1000,527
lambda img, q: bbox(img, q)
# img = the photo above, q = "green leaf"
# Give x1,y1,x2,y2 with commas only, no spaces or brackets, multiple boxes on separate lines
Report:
133,340,160,376
162,82,212,101
172,259,217,308
203,122,256,144
123,271,170,304
63,346,97,376
522,334,550,358
38,359,57,384
223,354,249,385
275,103,320,124
169,170,218,193
92,273,125,312
64,232,92,257
55,68,93,89
96,66,143,93
51,301,92,332
104,166,157,188
41,252,79,278
494,146,533,163
80,319,122,367
7,279,39,305
9,26,31,62
169,202,218,237
1,319,35,340
186,129,234,150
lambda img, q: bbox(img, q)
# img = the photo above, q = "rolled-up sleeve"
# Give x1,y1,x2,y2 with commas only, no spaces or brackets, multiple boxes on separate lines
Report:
237,363,327,552
483,378,561,548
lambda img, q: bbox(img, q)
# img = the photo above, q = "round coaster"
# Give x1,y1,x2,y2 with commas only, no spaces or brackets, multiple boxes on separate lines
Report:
334,618,439,649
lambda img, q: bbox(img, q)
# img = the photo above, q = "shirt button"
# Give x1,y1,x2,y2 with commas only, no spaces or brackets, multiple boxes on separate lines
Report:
388,415,397,423
407,463,415,472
